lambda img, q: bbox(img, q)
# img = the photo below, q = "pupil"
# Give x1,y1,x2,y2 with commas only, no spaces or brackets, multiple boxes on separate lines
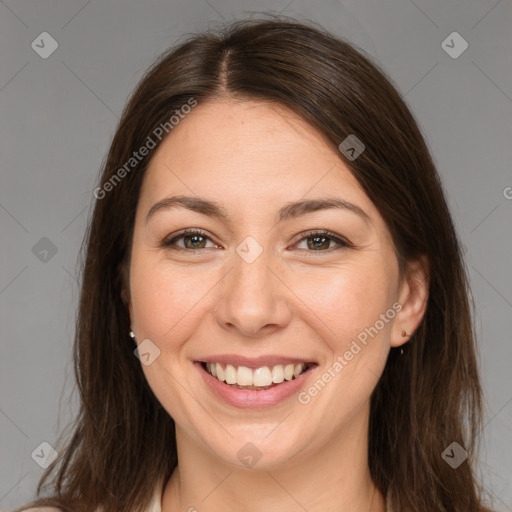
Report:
308,236,329,250
185,235,205,249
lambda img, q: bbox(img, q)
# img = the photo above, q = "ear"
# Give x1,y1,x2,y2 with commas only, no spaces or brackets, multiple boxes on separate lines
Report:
391,255,429,348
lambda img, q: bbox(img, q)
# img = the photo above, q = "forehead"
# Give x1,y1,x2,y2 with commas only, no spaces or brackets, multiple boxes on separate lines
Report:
152,99,339,169
138,98,381,224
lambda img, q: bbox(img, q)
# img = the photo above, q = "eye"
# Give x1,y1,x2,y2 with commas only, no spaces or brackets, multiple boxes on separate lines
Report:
161,229,219,250
293,230,352,252
161,229,352,252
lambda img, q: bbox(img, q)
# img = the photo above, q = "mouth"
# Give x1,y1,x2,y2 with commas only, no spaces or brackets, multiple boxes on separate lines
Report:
199,361,317,391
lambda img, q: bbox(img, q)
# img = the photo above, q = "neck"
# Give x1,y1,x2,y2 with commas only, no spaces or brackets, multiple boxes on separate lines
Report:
161,407,386,512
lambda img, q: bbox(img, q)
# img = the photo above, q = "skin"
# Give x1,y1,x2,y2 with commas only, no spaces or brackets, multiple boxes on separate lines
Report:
125,98,429,512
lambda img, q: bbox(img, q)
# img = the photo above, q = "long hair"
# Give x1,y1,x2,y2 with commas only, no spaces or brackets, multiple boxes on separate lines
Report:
16,16,494,512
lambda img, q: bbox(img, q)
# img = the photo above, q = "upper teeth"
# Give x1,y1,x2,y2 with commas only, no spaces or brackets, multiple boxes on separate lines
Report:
206,362,306,387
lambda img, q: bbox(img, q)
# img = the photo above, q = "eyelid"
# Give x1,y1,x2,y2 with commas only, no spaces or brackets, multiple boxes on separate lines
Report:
161,228,353,252
162,228,220,249
290,229,353,250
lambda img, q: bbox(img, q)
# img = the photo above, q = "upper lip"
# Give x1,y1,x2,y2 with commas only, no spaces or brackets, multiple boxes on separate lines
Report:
197,354,317,369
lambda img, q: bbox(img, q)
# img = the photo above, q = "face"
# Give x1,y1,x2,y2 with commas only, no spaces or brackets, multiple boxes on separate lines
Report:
126,98,421,469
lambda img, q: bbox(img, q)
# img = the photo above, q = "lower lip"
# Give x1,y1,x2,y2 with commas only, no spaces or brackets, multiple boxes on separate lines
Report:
196,362,315,409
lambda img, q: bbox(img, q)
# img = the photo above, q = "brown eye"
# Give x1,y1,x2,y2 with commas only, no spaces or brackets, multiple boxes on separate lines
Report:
306,235,333,250
295,230,351,252
161,229,351,253
161,229,218,250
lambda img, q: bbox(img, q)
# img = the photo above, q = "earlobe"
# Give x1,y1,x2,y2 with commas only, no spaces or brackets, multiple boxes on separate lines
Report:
391,255,430,348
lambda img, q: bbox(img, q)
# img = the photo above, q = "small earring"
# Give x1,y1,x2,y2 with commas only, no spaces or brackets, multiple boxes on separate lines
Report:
129,330,136,343
400,330,411,355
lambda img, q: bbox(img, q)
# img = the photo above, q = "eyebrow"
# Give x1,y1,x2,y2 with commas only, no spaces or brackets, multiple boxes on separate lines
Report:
145,195,371,225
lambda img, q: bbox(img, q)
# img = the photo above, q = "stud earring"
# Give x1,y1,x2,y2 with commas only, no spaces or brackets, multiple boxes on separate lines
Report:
129,330,136,344
400,330,411,355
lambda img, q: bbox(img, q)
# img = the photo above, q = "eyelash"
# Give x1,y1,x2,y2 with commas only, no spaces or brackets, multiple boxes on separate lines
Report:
161,229,352,253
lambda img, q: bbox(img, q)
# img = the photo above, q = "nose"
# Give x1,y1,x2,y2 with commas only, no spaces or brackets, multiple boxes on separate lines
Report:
214,243,292,338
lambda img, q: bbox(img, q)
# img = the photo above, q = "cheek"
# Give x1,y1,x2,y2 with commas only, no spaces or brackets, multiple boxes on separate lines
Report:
129,254,216,345
129,256,211,424
293,260,395,353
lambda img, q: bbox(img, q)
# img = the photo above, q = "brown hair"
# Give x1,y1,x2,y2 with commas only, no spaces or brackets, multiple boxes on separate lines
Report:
16,16,494,512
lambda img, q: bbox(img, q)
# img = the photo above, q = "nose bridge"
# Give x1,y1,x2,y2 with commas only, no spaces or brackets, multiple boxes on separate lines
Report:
215,236,291,336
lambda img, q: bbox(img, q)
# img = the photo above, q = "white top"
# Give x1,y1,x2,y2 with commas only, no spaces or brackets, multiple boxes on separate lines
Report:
20,477,165,512
21,478,394,511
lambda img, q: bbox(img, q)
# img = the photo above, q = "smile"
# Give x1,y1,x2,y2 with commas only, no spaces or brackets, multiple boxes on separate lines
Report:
202,362,313,390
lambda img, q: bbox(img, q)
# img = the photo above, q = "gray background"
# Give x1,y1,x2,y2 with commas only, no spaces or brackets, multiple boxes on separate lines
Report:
1,0,511,510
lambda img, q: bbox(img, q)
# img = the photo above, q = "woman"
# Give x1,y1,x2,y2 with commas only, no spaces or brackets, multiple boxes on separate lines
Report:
17,17,494,512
